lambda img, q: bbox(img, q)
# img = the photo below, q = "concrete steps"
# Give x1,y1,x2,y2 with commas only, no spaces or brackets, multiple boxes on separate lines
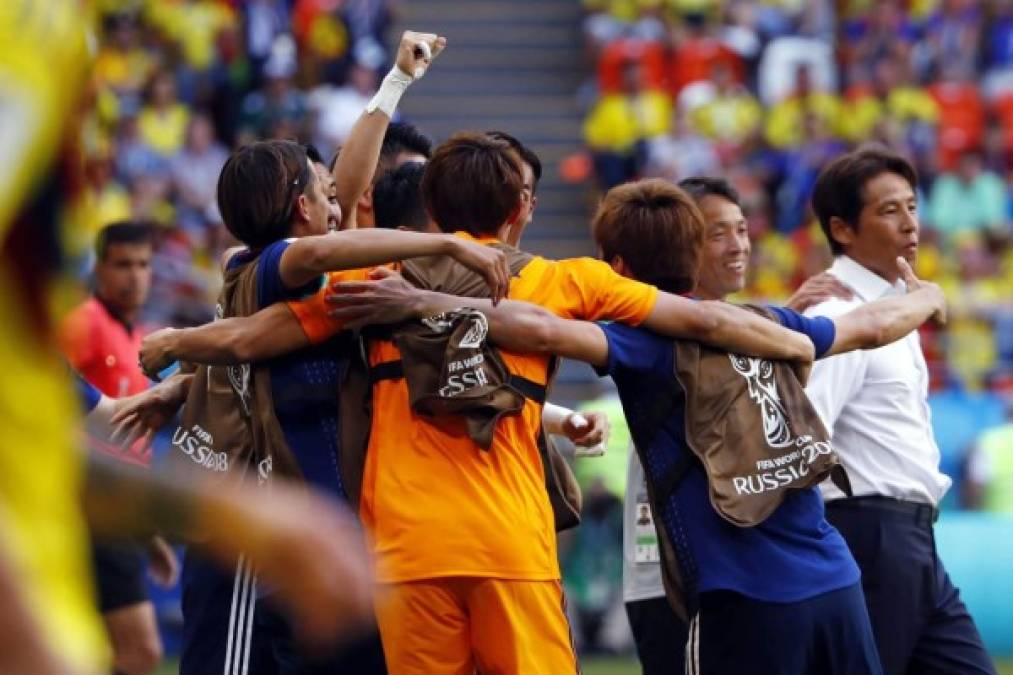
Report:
391,0,599,399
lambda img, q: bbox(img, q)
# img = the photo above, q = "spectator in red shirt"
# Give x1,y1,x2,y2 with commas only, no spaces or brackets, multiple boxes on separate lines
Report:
670,11,743,96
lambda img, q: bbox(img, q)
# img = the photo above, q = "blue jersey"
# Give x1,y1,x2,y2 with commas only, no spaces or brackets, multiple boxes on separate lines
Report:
75,373,102,413
228,241,349,499
600,307,859,604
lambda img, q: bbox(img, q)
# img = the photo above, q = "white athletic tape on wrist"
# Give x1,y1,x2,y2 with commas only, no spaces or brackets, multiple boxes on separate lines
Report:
366,66,414,117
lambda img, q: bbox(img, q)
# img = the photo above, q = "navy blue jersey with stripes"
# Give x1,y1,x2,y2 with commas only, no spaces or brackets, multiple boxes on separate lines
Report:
599,308,860,605
228,241,350,500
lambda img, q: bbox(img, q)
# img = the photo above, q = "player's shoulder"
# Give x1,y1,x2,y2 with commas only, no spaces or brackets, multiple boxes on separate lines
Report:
601,320,670,353
802,295,863,320
535,255,615,284
65,296,104,326
549,255,609,272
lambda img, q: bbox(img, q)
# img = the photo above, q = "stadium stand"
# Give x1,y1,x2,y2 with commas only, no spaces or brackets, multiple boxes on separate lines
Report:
578,0,1012,494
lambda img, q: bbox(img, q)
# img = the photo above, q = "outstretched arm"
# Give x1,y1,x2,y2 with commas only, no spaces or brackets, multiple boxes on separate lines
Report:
333,31,445,230
826,257,946,356
278,229,510,301
83,458,373,648
324,268,812,364
322,268,609,365
139,303,308,375
84,372,194,447
640,294,815,362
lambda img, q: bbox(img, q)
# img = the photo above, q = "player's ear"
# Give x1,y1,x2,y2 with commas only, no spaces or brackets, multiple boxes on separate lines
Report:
609,255,633,279
829,216,855,250
295,194,311,223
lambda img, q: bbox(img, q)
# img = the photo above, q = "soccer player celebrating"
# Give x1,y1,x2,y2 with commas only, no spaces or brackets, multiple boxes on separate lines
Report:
175,31,516,675
325,177,949,674
148,132,820,673
620,177,853,675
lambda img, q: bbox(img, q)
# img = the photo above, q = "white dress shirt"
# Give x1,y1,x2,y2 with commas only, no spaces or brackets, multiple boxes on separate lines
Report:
804,256,952,506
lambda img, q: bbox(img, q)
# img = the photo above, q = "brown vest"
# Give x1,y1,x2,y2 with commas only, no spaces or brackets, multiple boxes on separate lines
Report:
629,307,851,618
672,307,850,527
167,254,302,488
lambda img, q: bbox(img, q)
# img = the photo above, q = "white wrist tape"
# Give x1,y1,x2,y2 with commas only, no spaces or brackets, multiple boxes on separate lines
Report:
366,66,414,117
542,402,571,435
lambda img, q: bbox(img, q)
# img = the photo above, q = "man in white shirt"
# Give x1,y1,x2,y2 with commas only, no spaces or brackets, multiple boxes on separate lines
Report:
805,147,994,675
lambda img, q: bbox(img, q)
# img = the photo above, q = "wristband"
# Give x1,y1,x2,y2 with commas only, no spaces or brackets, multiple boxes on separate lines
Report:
366,66,414,117
542,402,571,435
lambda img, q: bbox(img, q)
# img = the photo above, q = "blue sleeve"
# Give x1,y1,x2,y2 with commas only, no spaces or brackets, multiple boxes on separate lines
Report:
255,240,325,308
595,322,673,379
74,374,102,413
766,305,837,359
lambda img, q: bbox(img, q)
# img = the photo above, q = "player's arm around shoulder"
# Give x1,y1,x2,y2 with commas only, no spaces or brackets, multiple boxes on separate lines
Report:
139,303,308,376
642,293,815,363
825,257,946,357
324,266,609,365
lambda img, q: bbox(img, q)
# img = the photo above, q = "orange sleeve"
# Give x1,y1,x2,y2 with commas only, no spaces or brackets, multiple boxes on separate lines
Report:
286,268,370,344
553,258,659,324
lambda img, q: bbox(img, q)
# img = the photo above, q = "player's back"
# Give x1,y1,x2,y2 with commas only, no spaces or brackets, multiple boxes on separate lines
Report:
361,236,657,584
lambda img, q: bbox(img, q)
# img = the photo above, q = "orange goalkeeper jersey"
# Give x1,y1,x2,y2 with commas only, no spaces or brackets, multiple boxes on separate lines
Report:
289,232,658,583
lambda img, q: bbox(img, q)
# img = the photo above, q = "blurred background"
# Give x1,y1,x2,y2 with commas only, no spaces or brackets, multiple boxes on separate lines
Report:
68,0,1011,673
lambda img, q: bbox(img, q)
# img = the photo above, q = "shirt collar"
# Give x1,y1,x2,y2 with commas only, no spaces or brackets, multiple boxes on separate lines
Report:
454,230,501,245
829,255,906,301
95,294,136,334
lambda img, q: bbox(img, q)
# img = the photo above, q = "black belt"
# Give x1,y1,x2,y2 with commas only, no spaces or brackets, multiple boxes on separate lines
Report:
826,496,939,527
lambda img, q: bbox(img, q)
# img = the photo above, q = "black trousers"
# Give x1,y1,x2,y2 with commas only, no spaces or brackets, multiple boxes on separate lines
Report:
180,551,386,675
826,498,996,675
625,596,687,675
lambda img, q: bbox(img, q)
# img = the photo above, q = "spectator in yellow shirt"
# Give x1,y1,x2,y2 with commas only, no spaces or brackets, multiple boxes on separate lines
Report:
691,62,763,151
841,56,939,143
138,70,190,157
584,59,672,187
92,13,156,103
764,64,843,148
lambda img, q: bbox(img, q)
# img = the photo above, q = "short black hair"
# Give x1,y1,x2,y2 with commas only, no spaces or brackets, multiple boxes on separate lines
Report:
95,221,152,260
677,177,741,208
423,132,523,237
811,146,918,256
378,122,432,175
486,130,542,192
373,162,428,231
217,140,314,249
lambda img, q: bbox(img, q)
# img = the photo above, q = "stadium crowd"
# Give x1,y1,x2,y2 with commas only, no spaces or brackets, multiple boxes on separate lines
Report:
78,0,396,326
580,0,1013,399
